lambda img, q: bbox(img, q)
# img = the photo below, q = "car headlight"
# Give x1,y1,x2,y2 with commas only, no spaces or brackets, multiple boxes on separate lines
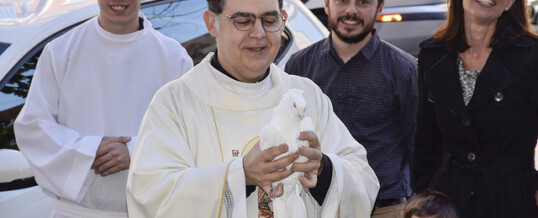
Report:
376,14,403,22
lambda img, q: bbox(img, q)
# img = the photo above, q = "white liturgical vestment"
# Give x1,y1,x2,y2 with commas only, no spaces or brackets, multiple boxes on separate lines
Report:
14,14,193,217
127,53,379,218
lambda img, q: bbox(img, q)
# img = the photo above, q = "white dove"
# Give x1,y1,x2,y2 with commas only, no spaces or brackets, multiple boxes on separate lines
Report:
259,88,314,218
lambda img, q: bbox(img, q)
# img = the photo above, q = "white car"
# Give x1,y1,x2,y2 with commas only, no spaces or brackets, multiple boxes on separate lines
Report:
0,149,52,218
375,0,447,57
302,0,447,57
0,0,328,217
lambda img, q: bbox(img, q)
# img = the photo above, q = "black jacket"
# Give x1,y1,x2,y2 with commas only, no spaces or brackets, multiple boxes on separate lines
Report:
411,22,538,217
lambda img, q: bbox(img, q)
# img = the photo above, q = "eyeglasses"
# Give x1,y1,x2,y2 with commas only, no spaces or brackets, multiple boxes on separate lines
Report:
222,12,286,33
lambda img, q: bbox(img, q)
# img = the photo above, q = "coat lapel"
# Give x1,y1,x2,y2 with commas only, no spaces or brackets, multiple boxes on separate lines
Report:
467,52,513,110
424,52,469,119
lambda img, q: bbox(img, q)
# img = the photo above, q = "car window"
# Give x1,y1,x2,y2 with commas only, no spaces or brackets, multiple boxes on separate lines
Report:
142,0,214,64
0,43,9,56
384,0,446,7
142,0,291,64
0,52,36,150
0,25,73,151
0,0,292,150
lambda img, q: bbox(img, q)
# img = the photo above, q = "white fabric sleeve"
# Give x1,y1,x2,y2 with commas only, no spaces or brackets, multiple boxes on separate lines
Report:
14,46,103,202
127,89,237,218
226,158,248,218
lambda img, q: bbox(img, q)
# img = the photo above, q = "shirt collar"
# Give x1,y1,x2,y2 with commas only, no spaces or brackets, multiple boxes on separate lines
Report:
360,29,380,60
325,29,381,61
210,50,270,82
137,17,144,30
319,35,332,56
181,53,288,110
94,13,150,44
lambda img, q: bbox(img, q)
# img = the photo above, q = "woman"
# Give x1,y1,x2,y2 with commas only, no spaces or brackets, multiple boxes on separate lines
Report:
412,0,538,217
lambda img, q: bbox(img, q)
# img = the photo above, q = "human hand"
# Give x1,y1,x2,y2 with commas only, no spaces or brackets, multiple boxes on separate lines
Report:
243,143,298,197
91,136,131,176
291,131,323,189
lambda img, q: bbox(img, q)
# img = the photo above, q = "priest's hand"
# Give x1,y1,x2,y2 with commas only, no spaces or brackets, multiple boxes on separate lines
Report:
92,136,131,177
292,131,323,189
243,143,298,197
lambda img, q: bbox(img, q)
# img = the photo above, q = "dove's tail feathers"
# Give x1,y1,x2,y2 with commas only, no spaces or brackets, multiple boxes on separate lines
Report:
260,125,281,151
272,184,308,218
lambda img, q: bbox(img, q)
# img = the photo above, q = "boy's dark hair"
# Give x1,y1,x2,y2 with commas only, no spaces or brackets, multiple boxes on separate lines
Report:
207,0,283,14
404,190,459,218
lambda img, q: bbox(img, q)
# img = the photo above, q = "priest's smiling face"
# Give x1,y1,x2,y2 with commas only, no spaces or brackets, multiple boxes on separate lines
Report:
204,0,287,83
98,0,142,34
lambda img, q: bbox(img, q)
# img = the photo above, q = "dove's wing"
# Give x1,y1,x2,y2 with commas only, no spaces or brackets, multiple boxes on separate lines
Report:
260,125,280,151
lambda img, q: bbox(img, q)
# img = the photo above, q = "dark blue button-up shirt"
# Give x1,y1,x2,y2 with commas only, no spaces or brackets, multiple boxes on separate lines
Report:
285,31,418,199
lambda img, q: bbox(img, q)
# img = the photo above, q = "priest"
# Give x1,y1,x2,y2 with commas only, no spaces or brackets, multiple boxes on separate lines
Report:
126,0,379,217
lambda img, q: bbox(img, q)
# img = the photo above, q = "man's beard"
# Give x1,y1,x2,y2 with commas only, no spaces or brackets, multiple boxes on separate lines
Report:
329,14,375,44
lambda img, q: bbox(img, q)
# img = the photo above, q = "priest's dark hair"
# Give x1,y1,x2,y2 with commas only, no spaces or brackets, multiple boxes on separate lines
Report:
207,0,283,14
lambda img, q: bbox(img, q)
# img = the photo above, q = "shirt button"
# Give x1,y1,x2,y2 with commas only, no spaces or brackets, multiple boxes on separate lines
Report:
462,119,470,126
467,152,476,162
494,92,504,102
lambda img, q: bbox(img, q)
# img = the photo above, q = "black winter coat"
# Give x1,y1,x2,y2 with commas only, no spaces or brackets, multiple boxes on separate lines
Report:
411,24,538,217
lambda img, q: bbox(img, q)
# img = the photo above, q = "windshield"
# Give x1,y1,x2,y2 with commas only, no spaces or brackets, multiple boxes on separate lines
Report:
384,0,447,7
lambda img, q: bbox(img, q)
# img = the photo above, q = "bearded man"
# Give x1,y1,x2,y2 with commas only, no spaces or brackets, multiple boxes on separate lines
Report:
285,0,417,217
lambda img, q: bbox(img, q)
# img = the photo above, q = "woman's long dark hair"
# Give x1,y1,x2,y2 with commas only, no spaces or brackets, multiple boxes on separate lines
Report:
433,0,538,52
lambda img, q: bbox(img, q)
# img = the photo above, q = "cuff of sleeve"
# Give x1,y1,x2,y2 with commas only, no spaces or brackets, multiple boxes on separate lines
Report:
227,158,247,216
246,185,256,197
309,153,333,206
66,135,103,202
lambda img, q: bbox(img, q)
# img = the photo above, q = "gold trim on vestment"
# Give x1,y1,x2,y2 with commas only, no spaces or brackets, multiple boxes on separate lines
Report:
242,136,259,156
218,161,233,218
212,107,264,217
211,106,225,162
212,106,227,217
